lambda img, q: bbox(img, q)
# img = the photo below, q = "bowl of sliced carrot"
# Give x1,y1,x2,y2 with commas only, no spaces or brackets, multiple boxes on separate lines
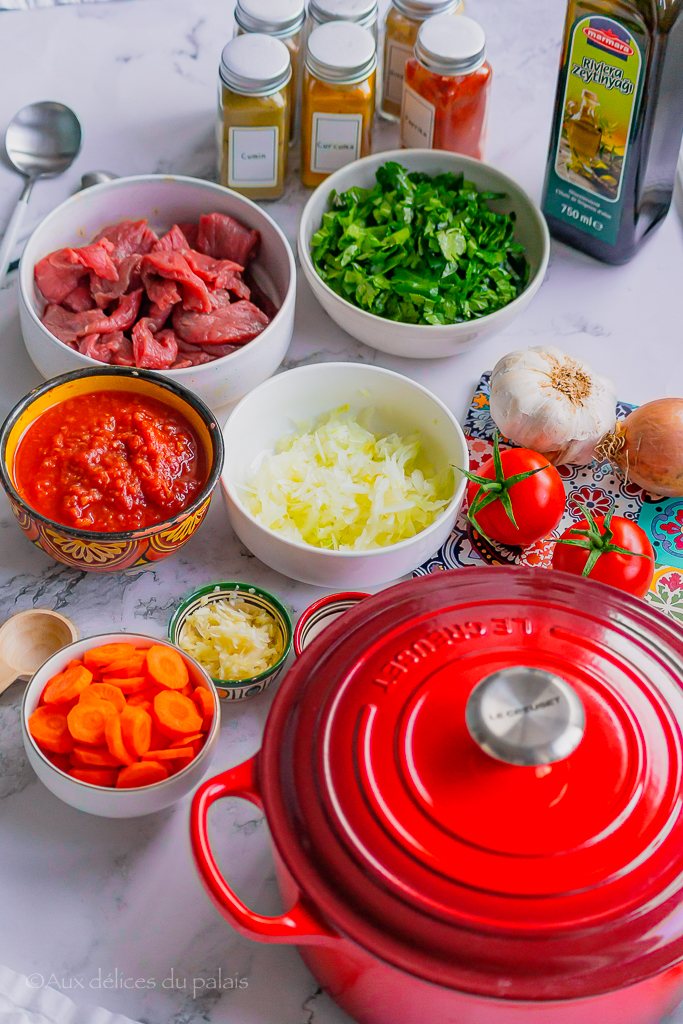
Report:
22,633,220,817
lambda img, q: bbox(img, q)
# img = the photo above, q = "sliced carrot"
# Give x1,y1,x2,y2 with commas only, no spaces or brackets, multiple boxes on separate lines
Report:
167,755,194,775
104,713,136,766
102,676,149,694
67,699,117,746
83,643,136,670
126,697,152,714
71,745,122,767
149,724,171,749
43,664,93,704
180,681,194,697
116,761,168,788
69,767,118,787
170,733,203,746
142,746,193,760
29,706,73,753
147,645,189,691
45,750,72,773
100,653,147,677
121,705,152,757
153,689,203,738
191,687,215,731
79,683,126,713
132,685,162,703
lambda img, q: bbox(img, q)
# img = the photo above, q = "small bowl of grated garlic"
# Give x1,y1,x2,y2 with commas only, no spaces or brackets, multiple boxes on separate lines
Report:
168,582,293,702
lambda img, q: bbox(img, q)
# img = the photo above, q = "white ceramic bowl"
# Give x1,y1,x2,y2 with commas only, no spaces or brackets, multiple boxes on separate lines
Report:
22,633,220,818
19,175,296,412
221,363,469,587
298,149,550,360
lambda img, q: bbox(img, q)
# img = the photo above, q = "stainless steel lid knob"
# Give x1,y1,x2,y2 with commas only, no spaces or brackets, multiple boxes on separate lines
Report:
465,666,585,767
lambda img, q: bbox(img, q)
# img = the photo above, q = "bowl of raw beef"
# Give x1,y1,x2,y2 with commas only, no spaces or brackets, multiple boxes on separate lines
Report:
19,175,296,412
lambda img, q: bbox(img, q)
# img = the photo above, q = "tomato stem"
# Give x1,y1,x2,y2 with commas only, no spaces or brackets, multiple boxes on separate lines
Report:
554,499,651,578
454,432,550,546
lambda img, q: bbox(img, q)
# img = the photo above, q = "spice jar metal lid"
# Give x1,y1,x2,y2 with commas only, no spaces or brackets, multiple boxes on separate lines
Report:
220,33,292,96
392,0,463,21
415,13,486,76
294,592,369,656
305,21,377,84
235,0,306,38
308,0,379,31
260,567,683,1001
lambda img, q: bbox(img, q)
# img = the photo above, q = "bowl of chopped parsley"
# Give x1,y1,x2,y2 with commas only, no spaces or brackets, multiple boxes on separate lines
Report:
298,150,550,359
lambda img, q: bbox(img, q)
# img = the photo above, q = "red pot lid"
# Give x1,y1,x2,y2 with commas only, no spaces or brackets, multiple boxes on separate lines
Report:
260,568,683,1000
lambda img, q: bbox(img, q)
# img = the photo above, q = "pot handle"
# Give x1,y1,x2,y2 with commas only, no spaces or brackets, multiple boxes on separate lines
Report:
190,755,337,945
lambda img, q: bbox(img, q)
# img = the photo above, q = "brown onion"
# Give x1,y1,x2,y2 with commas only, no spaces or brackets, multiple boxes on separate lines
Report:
607,398,683,496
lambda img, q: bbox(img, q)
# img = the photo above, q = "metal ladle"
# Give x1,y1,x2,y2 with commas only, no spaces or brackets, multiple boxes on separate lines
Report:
0,101,82,279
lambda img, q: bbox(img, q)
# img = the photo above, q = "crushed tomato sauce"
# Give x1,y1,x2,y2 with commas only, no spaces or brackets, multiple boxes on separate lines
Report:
14,391,207,532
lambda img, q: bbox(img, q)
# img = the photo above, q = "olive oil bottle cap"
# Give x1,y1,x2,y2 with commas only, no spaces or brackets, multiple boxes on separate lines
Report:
415,13,486,76
220,34,292,96
235,0,305,38
308,0,378,32
393,0,463,21
306,21,377,84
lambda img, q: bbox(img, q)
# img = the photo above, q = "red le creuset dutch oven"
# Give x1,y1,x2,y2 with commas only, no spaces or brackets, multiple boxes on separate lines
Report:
190,567,683,1024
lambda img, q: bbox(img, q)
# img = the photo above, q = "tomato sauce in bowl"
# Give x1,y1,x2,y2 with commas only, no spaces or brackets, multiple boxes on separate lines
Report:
13,391,207,532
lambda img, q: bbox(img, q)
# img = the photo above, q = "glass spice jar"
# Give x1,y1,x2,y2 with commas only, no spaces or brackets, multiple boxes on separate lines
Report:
218,34,291,200
301,22,376,189
307,0,379,42
234,0,305,145
380,0,464,121
401,14,492,159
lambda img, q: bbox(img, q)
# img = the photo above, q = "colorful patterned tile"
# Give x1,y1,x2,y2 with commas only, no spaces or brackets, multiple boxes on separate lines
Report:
416,373,680,626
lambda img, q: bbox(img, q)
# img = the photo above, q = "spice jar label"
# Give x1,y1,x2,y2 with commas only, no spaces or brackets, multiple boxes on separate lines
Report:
543,15,643,246
310,112,363,174
400,85,435,149
228,126,280,188
383,39,413,105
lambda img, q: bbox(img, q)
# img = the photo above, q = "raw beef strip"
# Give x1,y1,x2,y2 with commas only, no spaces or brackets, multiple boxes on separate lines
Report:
34,249,89,304
196,213,260,266
95,219,158,259
244,269,279,320
153,225,190,252
62,281,95,313
67,238,118,280
140,262,181,311
146,302,173,331
90,254,142,308
78,333,118,364
173,299,269,346
85,288,143,335
141,251,212,313
41,304,104,346
200,342,238,358
183,249,242,280
178,222,199,248
172,351,214,368
106,331,135,366
132,319,178,369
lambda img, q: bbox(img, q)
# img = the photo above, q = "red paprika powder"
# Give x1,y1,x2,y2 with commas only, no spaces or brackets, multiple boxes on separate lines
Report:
401,13,492,159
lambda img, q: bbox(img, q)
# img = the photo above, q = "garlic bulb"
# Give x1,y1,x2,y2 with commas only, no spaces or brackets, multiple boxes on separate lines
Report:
489,346,617,465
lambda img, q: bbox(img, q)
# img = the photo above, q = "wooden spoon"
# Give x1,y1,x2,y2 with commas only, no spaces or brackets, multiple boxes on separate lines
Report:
0,609,79,695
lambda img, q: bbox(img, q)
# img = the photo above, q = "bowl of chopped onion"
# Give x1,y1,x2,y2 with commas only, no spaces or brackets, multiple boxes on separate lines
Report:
169,582,293,701
220,362,469,587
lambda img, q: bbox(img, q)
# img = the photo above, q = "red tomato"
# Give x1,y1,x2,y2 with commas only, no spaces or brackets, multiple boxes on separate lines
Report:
466,448,565,547
552,515,655,597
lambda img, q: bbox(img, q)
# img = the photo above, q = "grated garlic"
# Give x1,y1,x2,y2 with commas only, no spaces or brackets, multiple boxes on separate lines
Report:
178,593,282,681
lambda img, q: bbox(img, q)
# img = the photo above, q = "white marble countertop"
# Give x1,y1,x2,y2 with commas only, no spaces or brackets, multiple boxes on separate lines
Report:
1,1,683,1022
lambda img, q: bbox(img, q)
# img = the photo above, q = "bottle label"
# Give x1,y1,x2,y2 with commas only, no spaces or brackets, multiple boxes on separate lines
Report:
543,15,643,245
383,39,413,105
310,113,363,174
227,126,279,188
401,85,435,149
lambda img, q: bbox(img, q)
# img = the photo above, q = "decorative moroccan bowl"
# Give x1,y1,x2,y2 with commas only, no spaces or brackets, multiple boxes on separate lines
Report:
0,367,224,573
168,581,293,702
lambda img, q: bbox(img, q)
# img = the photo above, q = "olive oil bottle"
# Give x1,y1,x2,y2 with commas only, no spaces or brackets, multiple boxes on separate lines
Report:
542,0,683,264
